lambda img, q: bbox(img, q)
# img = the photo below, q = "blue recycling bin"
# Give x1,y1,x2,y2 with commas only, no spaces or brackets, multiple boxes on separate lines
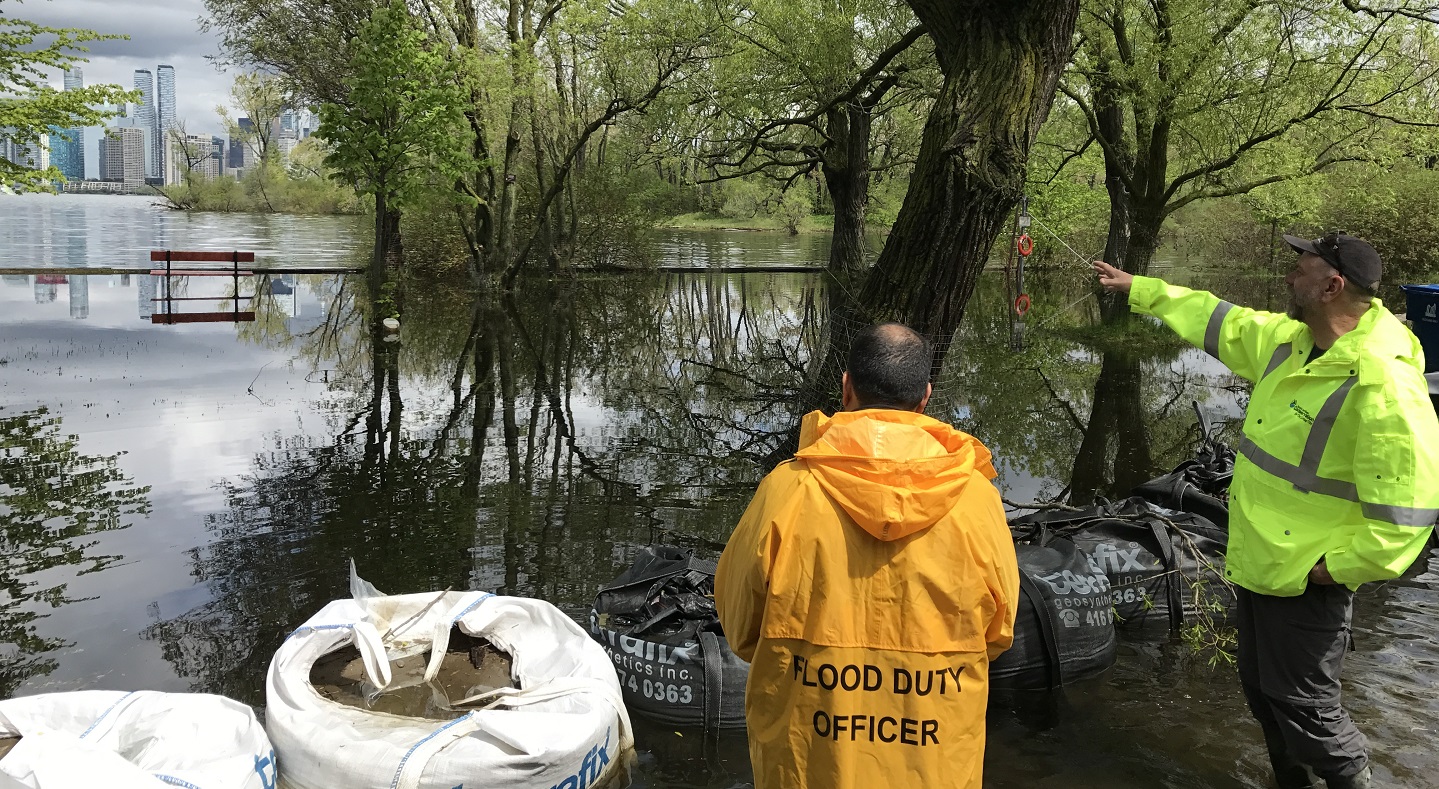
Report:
1402,285,1439,373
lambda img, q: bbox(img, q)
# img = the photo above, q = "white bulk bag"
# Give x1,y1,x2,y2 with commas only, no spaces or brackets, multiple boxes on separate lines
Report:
267,574,632,789
0,690,275,789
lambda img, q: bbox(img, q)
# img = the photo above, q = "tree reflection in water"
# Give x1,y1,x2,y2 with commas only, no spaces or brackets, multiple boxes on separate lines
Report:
139,271,827,712
134,268,1248,787
0,407,151,696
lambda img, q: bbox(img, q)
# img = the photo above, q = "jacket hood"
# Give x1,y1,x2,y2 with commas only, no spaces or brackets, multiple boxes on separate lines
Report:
793,409,997,541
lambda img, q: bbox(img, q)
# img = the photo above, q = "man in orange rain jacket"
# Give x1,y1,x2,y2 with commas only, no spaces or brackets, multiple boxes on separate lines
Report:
716,322,1020,789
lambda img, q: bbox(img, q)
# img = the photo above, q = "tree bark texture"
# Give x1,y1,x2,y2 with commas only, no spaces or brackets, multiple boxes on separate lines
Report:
804,0,1078,413
858,2,1075,344
822,103,873,279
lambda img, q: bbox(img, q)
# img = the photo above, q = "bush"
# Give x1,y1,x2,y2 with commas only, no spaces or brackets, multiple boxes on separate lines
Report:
778,189,811,235
718,179,771,219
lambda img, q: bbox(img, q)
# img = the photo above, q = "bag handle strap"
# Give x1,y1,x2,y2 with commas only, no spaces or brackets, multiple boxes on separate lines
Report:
1017,572,1064,690
390,712,487,789
1145,519,1185,631
353,620,393,691
423,591,493,683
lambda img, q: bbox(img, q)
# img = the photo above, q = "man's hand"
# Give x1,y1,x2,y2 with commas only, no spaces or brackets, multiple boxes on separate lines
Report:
1092,261,1134,293
1308,560,1337,586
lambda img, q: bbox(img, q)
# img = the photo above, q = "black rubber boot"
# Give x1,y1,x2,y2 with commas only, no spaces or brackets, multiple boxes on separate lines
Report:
1324,766,1372,789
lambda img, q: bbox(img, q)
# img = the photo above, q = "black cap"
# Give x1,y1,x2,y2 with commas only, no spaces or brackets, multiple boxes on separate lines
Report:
1283,231,1382,291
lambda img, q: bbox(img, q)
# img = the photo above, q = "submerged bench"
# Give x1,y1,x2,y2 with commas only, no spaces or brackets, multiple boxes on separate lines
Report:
149,250,257,324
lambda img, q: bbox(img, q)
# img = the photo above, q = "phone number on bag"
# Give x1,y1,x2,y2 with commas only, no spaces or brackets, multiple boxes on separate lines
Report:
618,668,695,705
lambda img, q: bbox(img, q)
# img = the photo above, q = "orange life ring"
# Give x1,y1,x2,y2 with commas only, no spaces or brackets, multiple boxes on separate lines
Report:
1014,294,1031,316
1016,234,1033,256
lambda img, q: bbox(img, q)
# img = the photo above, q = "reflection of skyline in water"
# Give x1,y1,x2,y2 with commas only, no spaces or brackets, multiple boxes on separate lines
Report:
0,273,327,327
0,219,1434,787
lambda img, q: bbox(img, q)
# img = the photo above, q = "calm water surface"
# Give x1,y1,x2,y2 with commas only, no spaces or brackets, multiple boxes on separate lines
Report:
1,195,1435,788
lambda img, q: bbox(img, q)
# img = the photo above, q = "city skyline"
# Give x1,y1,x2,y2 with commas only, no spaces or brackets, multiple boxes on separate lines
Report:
20,0,234,143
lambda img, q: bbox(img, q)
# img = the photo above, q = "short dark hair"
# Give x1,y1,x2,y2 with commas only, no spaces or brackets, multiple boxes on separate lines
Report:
845,323,932,409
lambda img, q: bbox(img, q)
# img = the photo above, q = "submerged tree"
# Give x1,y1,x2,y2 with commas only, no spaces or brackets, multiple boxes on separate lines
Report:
786,1,1081,417
686,0,932,277
317,0,469,278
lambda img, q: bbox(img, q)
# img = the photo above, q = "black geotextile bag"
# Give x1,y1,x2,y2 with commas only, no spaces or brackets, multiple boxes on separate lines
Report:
1132,406,1235,528
589,545,748,730
990,538,1117,690
1011,498,1233,630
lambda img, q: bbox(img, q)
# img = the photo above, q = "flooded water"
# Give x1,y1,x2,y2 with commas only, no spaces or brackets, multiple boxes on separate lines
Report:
1,194,1436,788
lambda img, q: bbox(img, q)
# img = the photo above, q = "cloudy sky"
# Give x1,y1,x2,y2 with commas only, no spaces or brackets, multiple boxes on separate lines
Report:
16,0,237,174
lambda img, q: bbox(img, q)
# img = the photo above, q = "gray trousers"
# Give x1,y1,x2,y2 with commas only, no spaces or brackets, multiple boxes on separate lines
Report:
1236,584,1369,783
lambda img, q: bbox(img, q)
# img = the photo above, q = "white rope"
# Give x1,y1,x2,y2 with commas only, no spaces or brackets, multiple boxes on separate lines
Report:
1023,213,1107,330
1029,214,1099,267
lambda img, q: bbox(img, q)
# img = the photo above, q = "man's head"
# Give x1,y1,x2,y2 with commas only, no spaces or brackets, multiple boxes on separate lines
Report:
842,322,932,413
1281,232,1381,321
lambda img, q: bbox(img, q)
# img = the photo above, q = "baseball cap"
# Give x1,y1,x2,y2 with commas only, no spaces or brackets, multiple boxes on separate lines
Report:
1282,231,1382,291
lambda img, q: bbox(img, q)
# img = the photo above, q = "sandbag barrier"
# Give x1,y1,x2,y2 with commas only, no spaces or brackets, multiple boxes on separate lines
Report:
1011,498,1232,631
0,690,274,788
1131,407,1235,528
989,538,1119,690
268,567,633,789
590,545,749,730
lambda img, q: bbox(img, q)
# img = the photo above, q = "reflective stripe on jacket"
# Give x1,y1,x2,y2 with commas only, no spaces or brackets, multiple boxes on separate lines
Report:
716,409,1018,789
1129,276,1439,595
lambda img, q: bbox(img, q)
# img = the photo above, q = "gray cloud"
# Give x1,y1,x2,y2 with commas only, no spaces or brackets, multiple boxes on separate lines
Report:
16,0,239,138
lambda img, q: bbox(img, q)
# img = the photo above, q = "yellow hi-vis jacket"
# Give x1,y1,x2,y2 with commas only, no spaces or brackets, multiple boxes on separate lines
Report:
715,409,1019,789
1129,276,1439,596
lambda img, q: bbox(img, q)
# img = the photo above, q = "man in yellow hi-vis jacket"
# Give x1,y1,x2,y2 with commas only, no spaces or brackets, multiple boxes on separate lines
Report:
1095,232,1439,789
715,323,1019,789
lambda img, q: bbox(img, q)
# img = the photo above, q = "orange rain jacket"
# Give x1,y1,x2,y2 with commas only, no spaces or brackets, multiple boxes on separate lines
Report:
716,409,1019,789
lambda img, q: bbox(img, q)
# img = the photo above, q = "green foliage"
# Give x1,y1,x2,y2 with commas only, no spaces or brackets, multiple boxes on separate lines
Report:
1172,161,1439,289
155,163,364,214
0,1,136,191
1306,163,1439,287
718,179,771,220
1052,0,1439,278
317,0,469,212
864,175,908,228
778,189,812,235
218,73,287,164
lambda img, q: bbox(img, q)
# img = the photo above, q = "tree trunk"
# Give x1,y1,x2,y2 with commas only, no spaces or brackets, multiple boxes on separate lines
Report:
809,1,1077,406
372,191,403,280
496,0,527,269
822,104,873,278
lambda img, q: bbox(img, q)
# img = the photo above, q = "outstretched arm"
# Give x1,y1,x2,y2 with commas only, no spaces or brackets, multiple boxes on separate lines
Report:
1092,261,1294,383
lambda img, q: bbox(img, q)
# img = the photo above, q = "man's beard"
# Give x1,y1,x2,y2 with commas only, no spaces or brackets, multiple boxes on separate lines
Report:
1287,286,1314,320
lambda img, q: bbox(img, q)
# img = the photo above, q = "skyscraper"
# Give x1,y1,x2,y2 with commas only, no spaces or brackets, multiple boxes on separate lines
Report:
49,125,84,181
133,69,158,179
156,65,176,183
100,127,145,190
56,71,86,180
